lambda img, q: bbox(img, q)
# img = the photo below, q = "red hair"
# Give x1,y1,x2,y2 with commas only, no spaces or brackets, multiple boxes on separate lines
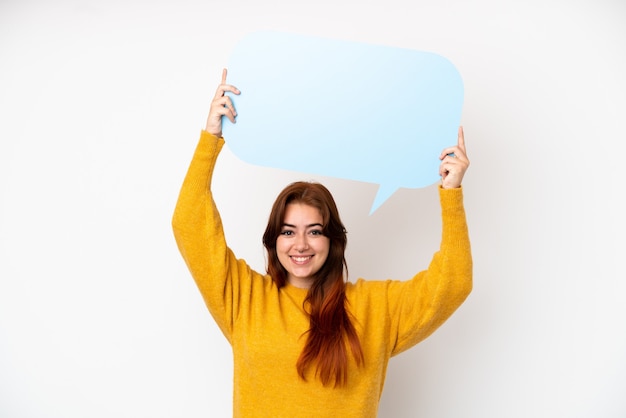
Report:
262,181,364,386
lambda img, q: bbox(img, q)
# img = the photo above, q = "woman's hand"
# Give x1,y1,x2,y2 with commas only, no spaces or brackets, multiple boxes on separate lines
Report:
205,68,240,137
439,126,470,189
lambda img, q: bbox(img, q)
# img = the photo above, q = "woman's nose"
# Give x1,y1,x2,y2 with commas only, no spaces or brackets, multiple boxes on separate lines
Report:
294,234,309,252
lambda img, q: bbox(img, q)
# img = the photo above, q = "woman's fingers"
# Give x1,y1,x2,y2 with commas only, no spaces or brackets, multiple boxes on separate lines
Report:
438,126,470,189
213,68,241,99
457,126,466,154
206,68,241,136
212,95,237,122
213,82,241,100
440,127,468,161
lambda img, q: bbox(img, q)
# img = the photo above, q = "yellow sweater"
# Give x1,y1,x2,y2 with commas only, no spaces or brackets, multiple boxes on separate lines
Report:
172,131,473,418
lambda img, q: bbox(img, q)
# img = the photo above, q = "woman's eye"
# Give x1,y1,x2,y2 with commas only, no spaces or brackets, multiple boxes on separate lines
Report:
310,230,323,236
280,230,293,236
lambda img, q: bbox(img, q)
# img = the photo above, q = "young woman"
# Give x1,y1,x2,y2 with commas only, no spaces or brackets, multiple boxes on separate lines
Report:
172,69,472,417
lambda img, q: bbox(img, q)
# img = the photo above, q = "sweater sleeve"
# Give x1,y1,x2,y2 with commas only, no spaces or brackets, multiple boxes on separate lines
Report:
388,186,473,356
171,131,252,342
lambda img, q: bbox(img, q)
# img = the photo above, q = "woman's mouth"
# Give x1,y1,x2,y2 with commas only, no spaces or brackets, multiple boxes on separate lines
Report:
290,255,312,264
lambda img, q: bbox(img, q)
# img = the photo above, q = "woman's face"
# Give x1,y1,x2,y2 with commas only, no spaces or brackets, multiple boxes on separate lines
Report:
276,203,330,289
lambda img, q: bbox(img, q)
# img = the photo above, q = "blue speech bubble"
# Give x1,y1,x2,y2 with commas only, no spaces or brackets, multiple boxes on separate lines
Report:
222,31,463,214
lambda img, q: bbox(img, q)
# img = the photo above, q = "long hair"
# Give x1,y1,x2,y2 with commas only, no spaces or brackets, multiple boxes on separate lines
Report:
262,181,364,386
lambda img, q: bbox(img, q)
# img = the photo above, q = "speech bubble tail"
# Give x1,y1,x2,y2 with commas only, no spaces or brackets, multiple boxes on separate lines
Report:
369,184,398,215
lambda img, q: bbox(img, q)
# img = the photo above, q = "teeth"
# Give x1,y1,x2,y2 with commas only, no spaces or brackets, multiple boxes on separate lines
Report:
292,256,311,262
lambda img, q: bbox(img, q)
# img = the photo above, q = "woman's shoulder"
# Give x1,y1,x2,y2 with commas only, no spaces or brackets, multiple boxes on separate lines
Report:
345,274,428,303
345,277,396,299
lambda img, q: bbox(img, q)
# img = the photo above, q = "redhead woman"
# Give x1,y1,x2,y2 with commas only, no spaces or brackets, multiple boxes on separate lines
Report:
172,69,472,417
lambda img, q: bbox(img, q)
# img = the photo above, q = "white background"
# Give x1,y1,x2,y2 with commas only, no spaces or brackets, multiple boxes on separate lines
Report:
1,0,625,417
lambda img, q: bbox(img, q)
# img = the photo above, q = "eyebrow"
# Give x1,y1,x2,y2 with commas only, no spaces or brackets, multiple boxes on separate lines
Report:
282,223,324,229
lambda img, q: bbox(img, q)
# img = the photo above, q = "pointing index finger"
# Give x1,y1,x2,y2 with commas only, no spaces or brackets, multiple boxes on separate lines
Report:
458,126,466,153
